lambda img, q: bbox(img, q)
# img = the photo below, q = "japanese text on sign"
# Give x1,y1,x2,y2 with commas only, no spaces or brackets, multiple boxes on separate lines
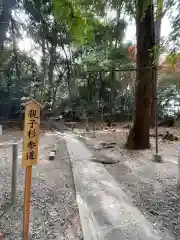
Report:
22,101,40,168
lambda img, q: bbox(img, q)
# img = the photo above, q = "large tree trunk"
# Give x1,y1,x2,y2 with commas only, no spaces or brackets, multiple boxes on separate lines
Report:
126,3,155,150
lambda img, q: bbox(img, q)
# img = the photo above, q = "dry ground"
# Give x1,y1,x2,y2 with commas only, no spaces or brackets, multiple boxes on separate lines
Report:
0,130,83,240
76,123,180,240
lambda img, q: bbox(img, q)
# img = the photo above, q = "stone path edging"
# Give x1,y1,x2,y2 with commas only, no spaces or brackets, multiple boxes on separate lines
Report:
63,133,171,240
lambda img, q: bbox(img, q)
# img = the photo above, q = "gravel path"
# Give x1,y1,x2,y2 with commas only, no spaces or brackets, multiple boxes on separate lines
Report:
104,156,178,239
0,132,82,240
82,128,180,240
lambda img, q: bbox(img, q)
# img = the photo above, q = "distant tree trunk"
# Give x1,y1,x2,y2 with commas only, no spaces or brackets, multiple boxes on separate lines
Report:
40,23,46,101
0,0,16,53
126,3,155,149
47,23,57,104
151,69,156,128
51,86,58,111
47,43,56,101
151,11,163,127
11,18,22,128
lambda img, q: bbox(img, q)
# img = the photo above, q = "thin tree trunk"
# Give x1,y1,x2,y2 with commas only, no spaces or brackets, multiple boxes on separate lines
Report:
47,23,57,104
48,44,56,101
11,18,22,129
115,7,121,48
51,86,58,110
126,3,155,149
0,0,16,53
151,13,162,127
110,7,121,113
40,25,46,101
60,40,71,95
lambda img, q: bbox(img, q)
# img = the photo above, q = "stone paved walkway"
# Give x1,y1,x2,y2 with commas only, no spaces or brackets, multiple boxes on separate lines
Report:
64,133,172,240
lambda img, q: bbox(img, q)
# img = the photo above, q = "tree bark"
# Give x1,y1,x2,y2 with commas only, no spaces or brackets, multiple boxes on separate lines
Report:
47,23,57,103
11,18,22,128
0,0,16,53
126,3,155,150
151,15,162,127
40,23,47,101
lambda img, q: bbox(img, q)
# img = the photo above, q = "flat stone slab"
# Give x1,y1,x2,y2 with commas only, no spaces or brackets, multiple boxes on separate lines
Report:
91,152,119,164
65,133,168,240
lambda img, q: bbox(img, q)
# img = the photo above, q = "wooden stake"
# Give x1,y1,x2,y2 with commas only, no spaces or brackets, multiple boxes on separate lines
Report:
23,166,32,240
22,100,41,239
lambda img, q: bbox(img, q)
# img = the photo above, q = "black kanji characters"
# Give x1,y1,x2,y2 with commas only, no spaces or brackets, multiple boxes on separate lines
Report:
28,119,37,128
26,150,35,160
27,129,36,139
27,141,36,150
25,108,39,162
28,109,38,119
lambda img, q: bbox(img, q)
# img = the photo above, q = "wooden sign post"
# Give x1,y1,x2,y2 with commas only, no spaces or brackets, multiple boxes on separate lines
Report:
22,100,41,240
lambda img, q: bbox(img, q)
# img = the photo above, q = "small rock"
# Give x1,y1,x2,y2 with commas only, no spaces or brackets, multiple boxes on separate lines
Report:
150,210,159,216
162,131,178,141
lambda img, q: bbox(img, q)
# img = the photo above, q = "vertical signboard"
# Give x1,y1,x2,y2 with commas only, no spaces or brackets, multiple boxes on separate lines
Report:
22,100,40,168
22,100,41,240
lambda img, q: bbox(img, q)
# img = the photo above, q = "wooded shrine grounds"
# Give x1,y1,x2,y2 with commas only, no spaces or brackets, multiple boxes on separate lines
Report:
1,0,180,239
